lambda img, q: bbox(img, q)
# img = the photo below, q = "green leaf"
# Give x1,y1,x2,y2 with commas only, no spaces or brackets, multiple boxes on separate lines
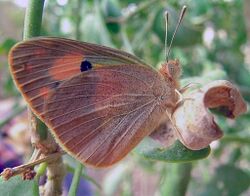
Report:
0,38,17,54
135,138,210,162
199,164,250,196
81,1,114,47
0,176,39,196
101,0,122,33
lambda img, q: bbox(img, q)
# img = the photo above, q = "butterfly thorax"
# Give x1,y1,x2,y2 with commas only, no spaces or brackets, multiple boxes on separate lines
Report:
158,59,183,114
159,59,181,90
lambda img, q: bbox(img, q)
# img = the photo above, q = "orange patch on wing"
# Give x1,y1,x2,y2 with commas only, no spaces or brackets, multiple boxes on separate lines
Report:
49,55,83,80
34,48,47,56
93,64,104,68
40,86,51,99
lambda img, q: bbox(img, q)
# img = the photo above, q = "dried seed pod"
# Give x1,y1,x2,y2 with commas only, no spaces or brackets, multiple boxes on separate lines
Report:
150,114,177,148
173,80,247,150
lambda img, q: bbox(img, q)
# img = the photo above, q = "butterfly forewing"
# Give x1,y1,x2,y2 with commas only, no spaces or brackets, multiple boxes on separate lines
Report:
44,64,168,167
8,37,149,121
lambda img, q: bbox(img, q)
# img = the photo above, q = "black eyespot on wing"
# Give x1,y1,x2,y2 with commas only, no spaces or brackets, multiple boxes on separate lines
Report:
80,60,92,72
54,81,60,88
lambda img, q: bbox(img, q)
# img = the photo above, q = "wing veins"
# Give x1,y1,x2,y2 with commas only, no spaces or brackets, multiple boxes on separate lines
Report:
32,82,118,110
47,96,111,124
12,55,78,63
24,42,82,55
45,91,152,111
84,99,155,163
15,60,82,79
57,114,108,138
12,53,75,60
48,96,148,123
97,102,155,165
93,69,152,89
66,118,113,149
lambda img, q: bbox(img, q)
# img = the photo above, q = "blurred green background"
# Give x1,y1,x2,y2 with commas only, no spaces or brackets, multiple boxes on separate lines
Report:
0,0,250,195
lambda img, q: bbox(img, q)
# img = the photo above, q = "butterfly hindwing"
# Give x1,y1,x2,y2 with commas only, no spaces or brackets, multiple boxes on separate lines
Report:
44,64,168,167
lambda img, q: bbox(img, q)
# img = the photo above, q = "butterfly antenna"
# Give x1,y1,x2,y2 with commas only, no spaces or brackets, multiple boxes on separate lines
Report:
164,11,169,61
166,5,187,62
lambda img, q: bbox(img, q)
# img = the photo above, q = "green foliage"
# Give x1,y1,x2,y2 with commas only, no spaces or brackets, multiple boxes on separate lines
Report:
0,39,18,96
64,155,101,189
68,162,83,196
0,39,16,55
0,176,39,196
199,164,250,196
102,163,132,195
101,0,122,33
135,138,210,162
160,163,192,196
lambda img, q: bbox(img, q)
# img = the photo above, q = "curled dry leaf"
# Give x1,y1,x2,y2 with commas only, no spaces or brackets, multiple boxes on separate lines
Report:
172,80,247,150
149,114,177,148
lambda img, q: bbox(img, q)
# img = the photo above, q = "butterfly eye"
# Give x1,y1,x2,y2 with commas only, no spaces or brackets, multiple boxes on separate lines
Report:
167,64,174,77
80,60,92,72
170,66,174,74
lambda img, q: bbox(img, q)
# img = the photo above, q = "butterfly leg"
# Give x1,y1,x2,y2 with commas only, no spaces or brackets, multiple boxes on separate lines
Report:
179,82,200,94
171,89,193,116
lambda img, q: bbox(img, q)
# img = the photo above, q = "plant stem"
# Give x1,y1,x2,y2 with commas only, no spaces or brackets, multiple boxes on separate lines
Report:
66,165,101,190
23,0,48,144
68,162,83,196
75,0,83,40
161,163,193,196
222,135,250,144
21,1,65,195
36,162,48,179
23,0,45,39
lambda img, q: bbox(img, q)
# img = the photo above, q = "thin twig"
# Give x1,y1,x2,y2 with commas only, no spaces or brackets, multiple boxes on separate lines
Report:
0,151,65,180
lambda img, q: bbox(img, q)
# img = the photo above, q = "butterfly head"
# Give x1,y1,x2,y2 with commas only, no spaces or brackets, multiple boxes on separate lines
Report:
160,59,181,89
161,5,186,90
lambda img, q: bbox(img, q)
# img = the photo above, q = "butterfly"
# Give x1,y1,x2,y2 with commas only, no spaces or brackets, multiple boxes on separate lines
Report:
8,7,187,168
